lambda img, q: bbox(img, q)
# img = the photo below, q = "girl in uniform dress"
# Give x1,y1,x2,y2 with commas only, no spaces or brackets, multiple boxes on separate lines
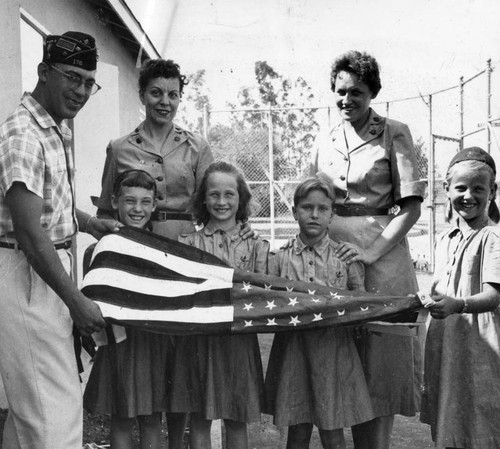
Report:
168,161,269,449
420,147,500,449
84,170,169,449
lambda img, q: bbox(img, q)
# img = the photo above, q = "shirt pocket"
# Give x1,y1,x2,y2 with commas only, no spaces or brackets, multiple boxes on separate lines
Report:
232,244,253,270
465,254,480,275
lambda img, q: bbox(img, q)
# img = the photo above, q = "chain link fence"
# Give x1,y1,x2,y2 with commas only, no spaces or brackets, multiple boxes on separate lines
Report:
201,61,499,271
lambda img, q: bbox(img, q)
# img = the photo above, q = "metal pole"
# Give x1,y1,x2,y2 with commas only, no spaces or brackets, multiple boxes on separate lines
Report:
459,76,464,150
428,94,435,271
487,59,492,153
203,103,208,140
268,105,275,246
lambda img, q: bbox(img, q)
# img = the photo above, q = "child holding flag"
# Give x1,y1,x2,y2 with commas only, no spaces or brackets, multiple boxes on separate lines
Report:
168,161,269,449
264,177,373,449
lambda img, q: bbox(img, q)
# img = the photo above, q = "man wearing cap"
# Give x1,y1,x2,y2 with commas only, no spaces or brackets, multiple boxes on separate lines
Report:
0,31,118,449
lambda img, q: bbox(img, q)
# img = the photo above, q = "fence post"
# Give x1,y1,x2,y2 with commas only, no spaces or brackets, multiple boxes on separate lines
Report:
487,59,492,153
459,76,464,149
268,105,275,246
428,95,435,272
203,103,209,140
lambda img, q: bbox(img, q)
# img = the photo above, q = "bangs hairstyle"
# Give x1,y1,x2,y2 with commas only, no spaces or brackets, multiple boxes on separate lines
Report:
112,169,157,199
294,176,336,207
444,160,499,223
138,58,188,96
330,50,382,97
192,161,253,226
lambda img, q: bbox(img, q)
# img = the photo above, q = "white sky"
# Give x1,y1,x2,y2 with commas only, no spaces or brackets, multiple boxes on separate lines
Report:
128,0,500,105
126,0,500,171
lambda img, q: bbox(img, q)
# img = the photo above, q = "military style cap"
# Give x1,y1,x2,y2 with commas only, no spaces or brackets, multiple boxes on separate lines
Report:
448,146,496,175
43,31,98,71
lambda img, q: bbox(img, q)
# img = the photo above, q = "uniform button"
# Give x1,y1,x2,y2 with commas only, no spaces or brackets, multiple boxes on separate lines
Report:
157,176,164,181
309,277,314,282
309,247,313,251
174,136,180,142
157,157,163,164
136,138,142,144
158,195,164,201
309,260,314,265
369,129,376,135
42,223,48,228
373,116,380,122
340,175,346,181
219,243,224,248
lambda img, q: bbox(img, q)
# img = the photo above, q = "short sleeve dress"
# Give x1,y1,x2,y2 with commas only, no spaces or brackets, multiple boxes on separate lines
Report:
420,218,500,449
167,223,269,422
312,108,426,417
96,122,213,240
264,234,374,429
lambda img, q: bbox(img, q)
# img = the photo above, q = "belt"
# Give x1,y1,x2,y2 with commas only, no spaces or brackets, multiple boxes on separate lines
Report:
0,240,72,251
152,211,193,222
335,205,390,217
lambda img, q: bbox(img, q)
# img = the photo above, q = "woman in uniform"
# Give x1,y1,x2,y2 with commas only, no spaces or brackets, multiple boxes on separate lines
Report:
312,50,426,449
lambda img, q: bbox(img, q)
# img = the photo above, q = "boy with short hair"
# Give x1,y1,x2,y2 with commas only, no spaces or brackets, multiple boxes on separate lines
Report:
264,177,373,449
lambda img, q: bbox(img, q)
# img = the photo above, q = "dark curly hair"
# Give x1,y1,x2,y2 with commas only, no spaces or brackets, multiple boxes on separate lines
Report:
192,161,253,226
330,50,382,97
138,59,188,96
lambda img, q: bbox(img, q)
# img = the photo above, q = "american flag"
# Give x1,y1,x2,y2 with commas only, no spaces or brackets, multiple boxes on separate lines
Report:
81,227,423,335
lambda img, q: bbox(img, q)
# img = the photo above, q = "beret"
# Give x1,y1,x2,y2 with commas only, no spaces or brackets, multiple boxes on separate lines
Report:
448,146,496,175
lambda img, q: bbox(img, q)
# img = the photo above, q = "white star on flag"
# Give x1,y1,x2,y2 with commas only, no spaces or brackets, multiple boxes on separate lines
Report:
361,306,369,311
288,297,299,306
265,300,277,310
267,318,278,326
264,284,272,290
330,292,343,299
308,289,316,295
241,282,252,292
244,320,253,327
313,313,323,321
286,286,294,292
337,309,345,316
243,303,254,311
289,316,301,326
310,297,321,303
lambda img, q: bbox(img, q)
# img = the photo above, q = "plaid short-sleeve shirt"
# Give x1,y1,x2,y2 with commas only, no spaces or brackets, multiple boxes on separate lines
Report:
0,93,77,241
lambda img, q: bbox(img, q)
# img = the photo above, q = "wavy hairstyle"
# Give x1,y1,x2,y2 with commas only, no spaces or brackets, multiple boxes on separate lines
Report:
191,161,253,226
330,50,382,97
138,58,188,96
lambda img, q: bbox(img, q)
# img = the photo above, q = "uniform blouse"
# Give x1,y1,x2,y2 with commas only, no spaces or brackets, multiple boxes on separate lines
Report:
97,122,213,214
312,108,425,208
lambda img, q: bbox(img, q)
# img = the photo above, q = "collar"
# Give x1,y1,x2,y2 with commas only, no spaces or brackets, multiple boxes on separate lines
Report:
295,233,333,255
21,92,71,137
202,222,241,241
130,122,189,155
448,215,491,239
329,108,385,152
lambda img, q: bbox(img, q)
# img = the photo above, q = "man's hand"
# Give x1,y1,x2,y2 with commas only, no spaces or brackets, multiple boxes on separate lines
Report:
86,216,122,240
69,293,106,337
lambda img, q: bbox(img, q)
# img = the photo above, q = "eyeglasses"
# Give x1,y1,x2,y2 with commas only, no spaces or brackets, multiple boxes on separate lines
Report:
49,64,101,95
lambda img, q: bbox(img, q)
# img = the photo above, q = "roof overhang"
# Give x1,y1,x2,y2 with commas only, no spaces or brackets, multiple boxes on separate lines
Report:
85,0,160,62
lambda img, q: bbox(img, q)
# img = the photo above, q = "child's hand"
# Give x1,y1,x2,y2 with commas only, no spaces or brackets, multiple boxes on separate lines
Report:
429,294,464,319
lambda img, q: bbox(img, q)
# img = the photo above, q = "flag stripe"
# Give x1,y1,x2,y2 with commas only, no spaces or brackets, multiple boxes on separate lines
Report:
83,285,231,310
91,231,234,283
83,267,231,298
96,301,234,323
